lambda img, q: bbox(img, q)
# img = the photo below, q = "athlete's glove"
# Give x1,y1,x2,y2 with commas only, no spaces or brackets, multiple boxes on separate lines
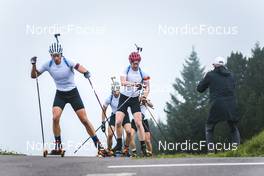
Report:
135,83,143,90
101,121,106,133
31,56,37,65
84,71,91,79
141,96,147,104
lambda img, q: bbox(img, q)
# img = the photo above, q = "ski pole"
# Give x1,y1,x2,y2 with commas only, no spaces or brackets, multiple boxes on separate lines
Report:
87,77,117,141
74,114,113,154
142,120,159,146
145,105,168,141
74,87,142,154
35,75,46,151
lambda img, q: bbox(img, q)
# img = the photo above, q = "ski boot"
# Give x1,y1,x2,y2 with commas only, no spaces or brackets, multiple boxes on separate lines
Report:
49,141,65,157
122,146,131,157
112,144,123,157
146,150,153,157
141,148,148,157
131,149,137,157
97,143,108,158
106,148,115,157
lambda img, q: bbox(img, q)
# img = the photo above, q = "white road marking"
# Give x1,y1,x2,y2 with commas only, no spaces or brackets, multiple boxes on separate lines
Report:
108,162,264,168
86,173,136,176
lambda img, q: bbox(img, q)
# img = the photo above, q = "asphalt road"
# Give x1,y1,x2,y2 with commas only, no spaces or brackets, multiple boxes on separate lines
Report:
1,156,264,176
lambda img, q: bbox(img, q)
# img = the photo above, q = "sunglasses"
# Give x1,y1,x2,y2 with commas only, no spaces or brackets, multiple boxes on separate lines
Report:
132,62,139,65
51,53,60,57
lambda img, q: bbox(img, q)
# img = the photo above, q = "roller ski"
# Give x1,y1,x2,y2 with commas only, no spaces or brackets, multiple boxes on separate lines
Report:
112,143,123,157
141,145,151,157
43,149,66,157
114,150,123,157
122,145,131,157
104,148,115,157
43,141,65,157
131,149,138,157
146,150,153,157
96,142,108,158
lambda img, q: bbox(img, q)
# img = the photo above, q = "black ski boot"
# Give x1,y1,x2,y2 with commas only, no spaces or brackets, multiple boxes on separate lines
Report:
51,140,63,155
97,142,107,158
122,145,131,157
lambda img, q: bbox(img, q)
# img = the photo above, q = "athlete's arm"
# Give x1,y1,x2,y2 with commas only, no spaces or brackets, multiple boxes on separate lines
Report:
120,76,136,87
75,64,91,79
75,64,88,74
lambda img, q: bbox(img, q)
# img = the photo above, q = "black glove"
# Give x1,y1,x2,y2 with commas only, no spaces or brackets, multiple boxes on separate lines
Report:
31,56,37,65
141,96,147,104
135,83,143,90
84,71,91,79
101,121,106,133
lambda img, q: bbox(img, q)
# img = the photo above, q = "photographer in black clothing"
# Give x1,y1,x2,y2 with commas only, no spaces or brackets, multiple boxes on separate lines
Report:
197,57,240,152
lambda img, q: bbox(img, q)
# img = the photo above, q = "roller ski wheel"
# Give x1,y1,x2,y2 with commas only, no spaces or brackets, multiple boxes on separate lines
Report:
46,149,66,157
146,150,153,157
43,150,48,157
61,150,66,157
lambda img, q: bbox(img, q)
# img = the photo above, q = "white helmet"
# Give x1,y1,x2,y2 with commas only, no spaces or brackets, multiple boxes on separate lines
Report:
49,43,63,55
213,56,225,66
111,81,120,92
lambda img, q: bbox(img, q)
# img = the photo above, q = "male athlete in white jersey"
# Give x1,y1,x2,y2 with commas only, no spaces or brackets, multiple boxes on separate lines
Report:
101,81,132,156
113,50,150,156
30,42,107,156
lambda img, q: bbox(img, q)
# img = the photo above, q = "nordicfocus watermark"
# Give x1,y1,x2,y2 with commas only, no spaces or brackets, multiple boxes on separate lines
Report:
158,24,238,36
159,140,239,152
26,24,106,36
26,140,106,152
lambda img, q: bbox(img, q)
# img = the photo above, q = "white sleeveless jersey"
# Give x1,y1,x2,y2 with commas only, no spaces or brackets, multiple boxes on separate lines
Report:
104,94,120,114
120,66,149,97
38,57,77,92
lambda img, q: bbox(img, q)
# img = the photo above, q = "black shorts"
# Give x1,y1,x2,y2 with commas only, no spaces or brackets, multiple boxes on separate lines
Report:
117,93,141,114
131,115,150,133
53,88,84,111
108,112,130,127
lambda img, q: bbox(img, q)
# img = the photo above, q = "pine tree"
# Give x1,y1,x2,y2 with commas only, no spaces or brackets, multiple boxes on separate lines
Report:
239,43,264,139
165,47,208,146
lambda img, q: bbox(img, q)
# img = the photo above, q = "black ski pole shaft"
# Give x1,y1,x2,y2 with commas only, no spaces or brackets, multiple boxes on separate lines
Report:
145,105,167,141
142,121,159,146
35,77,45,150
87,78,117,141
74,113,115,154
74,121,102,154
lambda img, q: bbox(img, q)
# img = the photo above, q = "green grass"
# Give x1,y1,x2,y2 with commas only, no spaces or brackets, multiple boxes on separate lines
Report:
215,130,264,157
156,130,264,158
0,149,23,156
